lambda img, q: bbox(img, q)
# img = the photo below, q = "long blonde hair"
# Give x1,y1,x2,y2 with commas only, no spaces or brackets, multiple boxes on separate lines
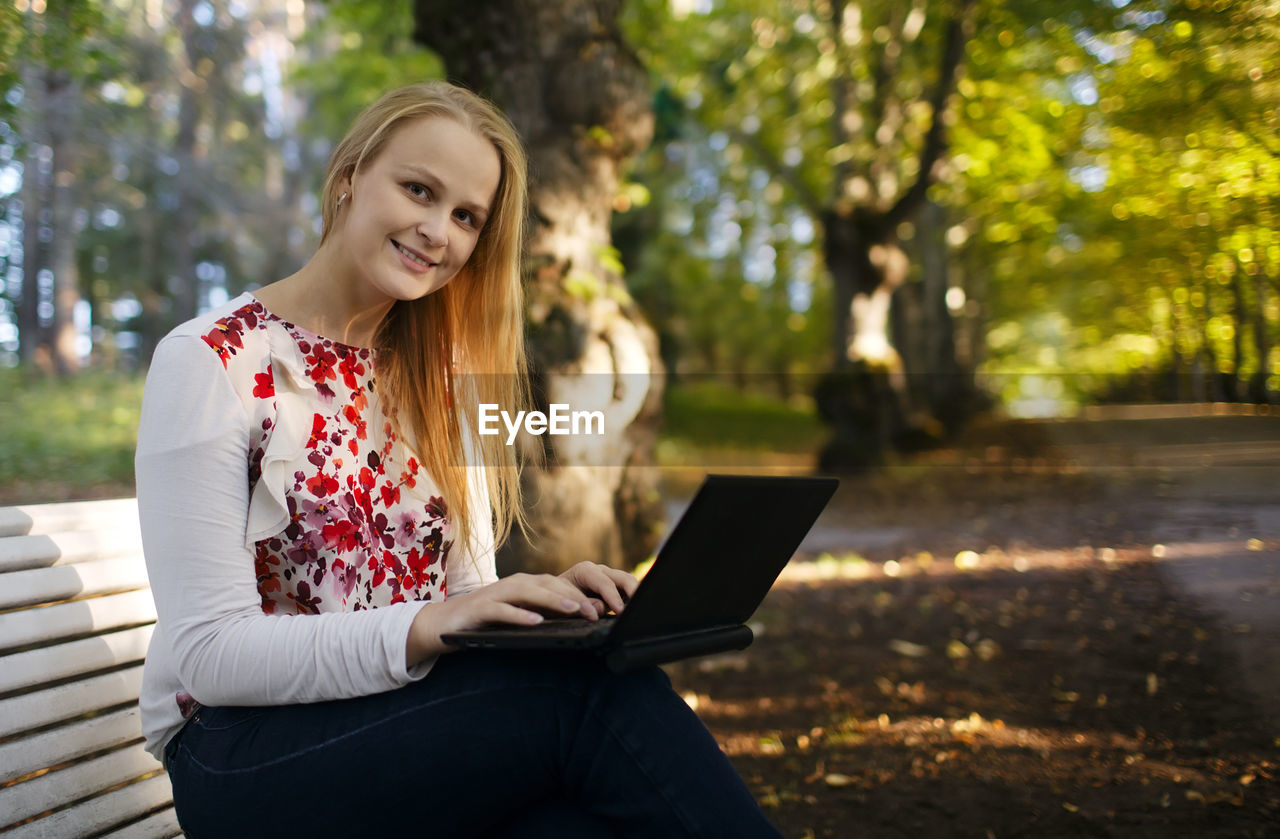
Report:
320,82,529,557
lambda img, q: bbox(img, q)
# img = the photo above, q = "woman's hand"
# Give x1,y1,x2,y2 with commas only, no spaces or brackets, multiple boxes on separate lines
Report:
557,560,639,618
405,563,637,667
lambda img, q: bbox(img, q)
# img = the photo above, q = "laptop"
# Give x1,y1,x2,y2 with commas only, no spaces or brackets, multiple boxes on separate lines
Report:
441,473,839,671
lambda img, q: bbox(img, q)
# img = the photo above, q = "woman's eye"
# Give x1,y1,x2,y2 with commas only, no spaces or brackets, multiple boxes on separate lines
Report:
407,183,428,199
454,209,475,226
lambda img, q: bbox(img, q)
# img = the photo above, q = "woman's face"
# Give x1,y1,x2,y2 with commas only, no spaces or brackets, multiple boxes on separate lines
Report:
338,115,501,306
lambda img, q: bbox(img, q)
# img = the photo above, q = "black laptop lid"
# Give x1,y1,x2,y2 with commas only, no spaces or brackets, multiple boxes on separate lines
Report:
609,474,838,643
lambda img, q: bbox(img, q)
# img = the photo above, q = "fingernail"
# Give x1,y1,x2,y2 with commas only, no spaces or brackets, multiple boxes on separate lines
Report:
528,613,544,624
562,598,578,610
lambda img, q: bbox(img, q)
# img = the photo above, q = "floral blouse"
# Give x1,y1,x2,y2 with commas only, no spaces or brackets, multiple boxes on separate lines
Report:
204,297,454,615
135,292,495,763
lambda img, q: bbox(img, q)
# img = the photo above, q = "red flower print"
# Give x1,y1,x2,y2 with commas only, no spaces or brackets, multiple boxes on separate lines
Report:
321,519,362,553
200,317,246,367
307,414,327,450
306,471,339,498
252,365,275,399
306,346,338,384
287,581,322,614
339,354,366,391
343,404,367,440
406,456,419,473
380,481,401,508
425,496,448,522
359,467,376,490
348,438,359,456
332,558,359,601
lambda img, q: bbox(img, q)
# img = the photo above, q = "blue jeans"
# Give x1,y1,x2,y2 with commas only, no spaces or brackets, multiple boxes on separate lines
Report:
164,649,783,838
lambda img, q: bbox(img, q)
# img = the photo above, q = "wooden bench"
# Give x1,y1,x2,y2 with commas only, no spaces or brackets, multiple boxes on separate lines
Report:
0,498,181,837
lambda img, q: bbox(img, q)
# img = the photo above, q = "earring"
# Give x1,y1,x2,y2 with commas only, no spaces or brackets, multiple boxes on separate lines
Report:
337,191,348,209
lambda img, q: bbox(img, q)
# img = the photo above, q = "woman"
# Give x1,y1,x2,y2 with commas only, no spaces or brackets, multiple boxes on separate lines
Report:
135,81,782,837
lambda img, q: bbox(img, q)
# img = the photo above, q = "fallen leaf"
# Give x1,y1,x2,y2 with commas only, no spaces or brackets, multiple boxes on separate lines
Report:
888,639,930,658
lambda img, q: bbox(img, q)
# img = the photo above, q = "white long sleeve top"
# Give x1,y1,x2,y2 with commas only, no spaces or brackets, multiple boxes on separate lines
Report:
135,292,496,762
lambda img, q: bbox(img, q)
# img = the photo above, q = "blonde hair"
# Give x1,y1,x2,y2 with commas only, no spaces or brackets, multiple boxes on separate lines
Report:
320,81,529,557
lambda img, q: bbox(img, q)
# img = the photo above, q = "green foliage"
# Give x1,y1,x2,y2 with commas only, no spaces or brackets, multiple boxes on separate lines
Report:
290,0,444,144
0,367,144,500
658,379,826,459
628,0,1279,413
953,0,1280,407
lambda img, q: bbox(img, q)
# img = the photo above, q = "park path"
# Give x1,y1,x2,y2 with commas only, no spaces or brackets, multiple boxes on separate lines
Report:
661,405,1280,728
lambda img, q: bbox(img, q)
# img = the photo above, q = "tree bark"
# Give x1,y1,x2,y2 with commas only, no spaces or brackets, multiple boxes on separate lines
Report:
414,0,664,573
814,0,975,471
18,68,47,370
45,65,82,377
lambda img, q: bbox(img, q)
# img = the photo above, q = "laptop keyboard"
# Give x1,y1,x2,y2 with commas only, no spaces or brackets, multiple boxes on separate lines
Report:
533,615,617,635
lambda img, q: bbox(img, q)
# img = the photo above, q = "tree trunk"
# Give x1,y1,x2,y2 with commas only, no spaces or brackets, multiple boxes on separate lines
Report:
414,0,665,573
171,0,202,324
18,11,49,371
45,66,82,377
1250,271,1272,403
816,207,908,469
18,80,46,370
814,0,975,471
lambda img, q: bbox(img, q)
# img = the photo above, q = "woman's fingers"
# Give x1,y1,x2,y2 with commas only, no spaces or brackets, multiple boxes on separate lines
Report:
561,562,640,614
493,573,600,620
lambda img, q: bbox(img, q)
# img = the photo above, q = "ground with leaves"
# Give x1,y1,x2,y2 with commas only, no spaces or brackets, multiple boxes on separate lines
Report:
662,410,1280,839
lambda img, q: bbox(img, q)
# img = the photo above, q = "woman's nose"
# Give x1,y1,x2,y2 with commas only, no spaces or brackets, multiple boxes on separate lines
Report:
417,210,448,248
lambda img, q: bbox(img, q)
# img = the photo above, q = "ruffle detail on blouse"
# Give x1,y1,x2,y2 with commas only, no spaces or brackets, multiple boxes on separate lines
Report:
243,329,314,549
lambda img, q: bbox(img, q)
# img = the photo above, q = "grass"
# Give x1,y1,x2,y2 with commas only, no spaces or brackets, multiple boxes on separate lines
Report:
0,367,145,504
0,371,828,504
657,381,827,466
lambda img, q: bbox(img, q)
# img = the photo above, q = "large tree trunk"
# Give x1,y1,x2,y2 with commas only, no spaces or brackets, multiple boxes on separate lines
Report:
414,0,664,573
814,0,975,471
816,207,908,469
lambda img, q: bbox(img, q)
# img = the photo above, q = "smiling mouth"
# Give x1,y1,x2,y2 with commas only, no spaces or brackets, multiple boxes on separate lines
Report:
391,239,435,269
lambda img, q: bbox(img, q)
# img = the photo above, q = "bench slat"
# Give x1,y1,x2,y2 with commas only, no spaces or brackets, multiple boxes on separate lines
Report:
0,498,139,539
0,743,163,828
0,624,153,695
0,706,143,784
3,772,174,839
100,807,182,839
0,589,157,653
0,555,149,611
0,530,143,574
0,665,144,740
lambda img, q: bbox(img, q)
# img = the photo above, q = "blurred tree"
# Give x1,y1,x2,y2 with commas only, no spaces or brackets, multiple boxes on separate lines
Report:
960,0,1279,407
629,0,982,468
10,0,111,374
413,0,666,572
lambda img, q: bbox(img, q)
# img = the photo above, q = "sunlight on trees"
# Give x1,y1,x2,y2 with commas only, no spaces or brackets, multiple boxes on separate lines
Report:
1,0,1275,429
